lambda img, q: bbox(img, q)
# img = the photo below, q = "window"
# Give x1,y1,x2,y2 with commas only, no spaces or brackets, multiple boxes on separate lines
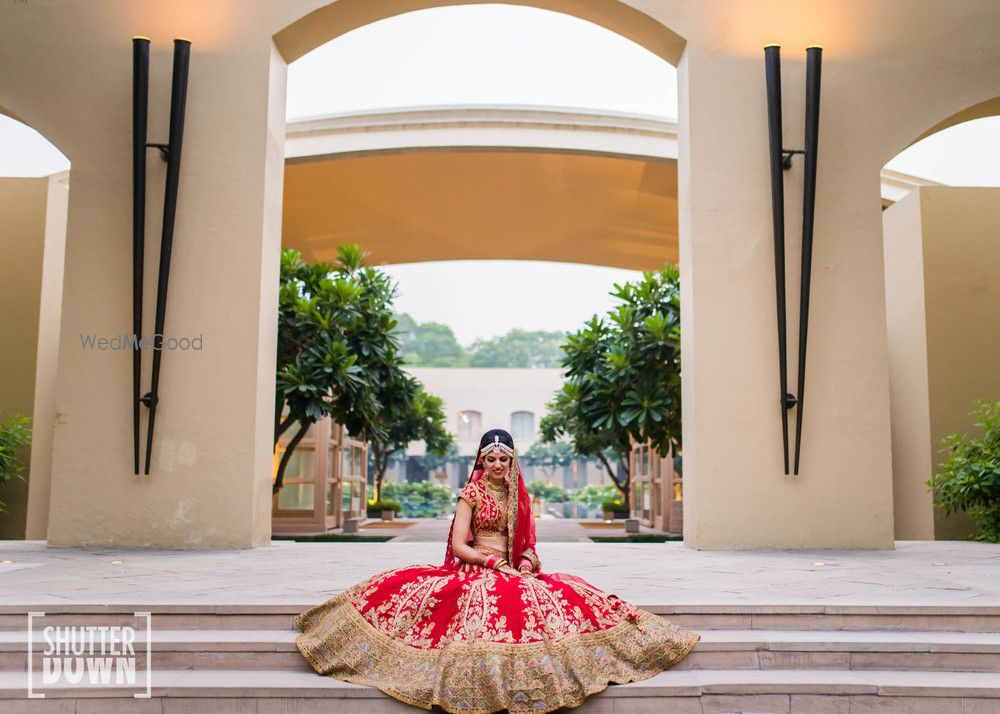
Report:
511,411,534,440
457,410,482,439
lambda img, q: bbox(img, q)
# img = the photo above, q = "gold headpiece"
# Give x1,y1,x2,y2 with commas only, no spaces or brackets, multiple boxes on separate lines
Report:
479,434,514,457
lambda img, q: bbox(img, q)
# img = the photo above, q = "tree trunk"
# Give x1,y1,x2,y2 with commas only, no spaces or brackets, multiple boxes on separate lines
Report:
596,452,630,508
274,410,296,445
372,445,391,501
273,395,284,445
273,418,309,495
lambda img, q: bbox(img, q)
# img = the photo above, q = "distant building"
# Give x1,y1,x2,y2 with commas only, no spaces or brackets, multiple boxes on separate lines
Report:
378,368,614,513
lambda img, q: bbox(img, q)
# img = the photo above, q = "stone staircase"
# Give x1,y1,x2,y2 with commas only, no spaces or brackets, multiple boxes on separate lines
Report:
1,603,999,712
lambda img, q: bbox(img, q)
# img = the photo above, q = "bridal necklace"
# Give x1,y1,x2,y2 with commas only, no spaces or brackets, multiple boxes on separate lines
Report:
485,473,508,498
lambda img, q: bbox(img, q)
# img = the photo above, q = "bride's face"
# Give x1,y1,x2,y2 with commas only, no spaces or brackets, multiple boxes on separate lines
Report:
482,452,511,479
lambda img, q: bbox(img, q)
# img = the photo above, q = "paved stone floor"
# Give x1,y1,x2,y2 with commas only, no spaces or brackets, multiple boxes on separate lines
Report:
1,528,998,608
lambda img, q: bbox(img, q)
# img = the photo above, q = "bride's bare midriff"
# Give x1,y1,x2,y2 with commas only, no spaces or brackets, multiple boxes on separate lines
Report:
474,535,507,552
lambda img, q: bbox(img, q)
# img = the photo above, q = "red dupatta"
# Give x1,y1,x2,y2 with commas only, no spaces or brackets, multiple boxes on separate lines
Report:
443,442,536,569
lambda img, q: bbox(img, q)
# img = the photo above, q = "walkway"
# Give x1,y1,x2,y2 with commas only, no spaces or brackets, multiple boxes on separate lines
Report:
360,516,619,542
0,539,997,608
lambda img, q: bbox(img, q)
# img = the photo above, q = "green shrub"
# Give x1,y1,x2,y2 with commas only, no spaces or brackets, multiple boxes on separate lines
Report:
572,484,620,511
0,414,32,514
927,399,1000,543
600,499,628,513
526,481,570,503
367,498,403,514
381,481,454,518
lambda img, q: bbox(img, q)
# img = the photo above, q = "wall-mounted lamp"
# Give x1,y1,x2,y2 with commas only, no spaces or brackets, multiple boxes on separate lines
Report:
764,44,823,476
131,37,191,475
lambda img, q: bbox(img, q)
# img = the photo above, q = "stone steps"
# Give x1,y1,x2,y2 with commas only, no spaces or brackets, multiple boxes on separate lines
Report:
2,603,999,711
4,603,1000,632
2,628,1000,673
1,668,999,712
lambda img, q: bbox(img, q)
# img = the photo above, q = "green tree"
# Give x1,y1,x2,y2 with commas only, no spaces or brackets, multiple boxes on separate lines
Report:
468,329,566,368
522,440,574,483
368,375,454,500
423,441,460,474
0,414,31,514
274,245,394,492
927,399,1000,542
274,245,451,497
394,313,468,367
539,264,682,507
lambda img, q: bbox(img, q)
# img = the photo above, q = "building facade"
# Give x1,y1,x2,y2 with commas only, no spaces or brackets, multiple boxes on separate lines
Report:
3,1,1000,549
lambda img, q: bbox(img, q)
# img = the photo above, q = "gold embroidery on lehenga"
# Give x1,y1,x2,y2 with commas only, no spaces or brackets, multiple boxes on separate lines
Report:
368,574,448,648
294,589,701,714
295,449,701,714
444,572,517,644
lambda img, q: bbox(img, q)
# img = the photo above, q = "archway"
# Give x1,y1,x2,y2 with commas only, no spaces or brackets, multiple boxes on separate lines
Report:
880,104,1000,542
0,112,70,541
269,0,688,271
273,0,685,66
268,2,688,534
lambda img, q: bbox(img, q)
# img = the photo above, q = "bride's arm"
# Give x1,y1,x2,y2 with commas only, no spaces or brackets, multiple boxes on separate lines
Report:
516,547,541,573
451,499,491,567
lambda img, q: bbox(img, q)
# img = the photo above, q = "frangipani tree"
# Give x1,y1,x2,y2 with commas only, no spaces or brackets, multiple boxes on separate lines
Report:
540,264,682,507
368,372,453,500
273,244,451,495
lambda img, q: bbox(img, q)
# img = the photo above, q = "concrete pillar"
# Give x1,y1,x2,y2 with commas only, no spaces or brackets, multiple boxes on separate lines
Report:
678,45,895,549
18,20,286,548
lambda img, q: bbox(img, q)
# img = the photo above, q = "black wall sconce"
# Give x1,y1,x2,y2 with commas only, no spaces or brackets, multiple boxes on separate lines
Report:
764,44,822,476
131,37,191,475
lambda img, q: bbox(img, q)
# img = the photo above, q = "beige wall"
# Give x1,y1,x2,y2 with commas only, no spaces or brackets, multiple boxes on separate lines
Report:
0,173,68,540
885,187,1000,540
2,1,999,548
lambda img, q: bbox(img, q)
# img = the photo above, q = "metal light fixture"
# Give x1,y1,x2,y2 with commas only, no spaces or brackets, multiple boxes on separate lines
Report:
764,44,823,476
131,37,191,475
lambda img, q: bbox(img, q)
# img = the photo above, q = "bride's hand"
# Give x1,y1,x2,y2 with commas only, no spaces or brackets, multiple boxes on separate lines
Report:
497,564,521,577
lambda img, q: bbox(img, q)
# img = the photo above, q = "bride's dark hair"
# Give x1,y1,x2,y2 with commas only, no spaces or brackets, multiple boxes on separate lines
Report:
477,428,515,453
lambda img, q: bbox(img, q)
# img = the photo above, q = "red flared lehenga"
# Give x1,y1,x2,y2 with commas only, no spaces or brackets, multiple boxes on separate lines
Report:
294,438,700,714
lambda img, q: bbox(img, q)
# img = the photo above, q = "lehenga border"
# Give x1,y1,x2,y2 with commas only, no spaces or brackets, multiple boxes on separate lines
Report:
294,588,701,714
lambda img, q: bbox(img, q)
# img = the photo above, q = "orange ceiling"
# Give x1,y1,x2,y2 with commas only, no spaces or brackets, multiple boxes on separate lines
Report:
282,148,678,271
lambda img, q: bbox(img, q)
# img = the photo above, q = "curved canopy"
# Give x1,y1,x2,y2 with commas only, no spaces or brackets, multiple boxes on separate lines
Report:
282,147,679,270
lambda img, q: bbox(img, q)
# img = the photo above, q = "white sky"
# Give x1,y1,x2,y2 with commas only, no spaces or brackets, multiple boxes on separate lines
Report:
382,260,642,345
286,4,677,120
2,4,998,341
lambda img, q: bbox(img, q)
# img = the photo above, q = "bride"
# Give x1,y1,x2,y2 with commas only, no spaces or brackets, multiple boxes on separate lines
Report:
294,428,700,713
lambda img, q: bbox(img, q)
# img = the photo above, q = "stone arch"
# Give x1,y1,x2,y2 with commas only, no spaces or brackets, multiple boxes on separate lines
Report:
268,2,687,270
880,92,1000,542
909,96,1000,148
0,99,71,167
880,95,1000,170
272,0,685,66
